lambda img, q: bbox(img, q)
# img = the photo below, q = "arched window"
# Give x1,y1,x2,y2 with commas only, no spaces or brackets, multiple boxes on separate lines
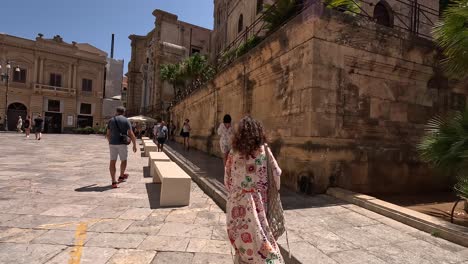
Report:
257,0,264,14
238,14,244,33
373,1,394,27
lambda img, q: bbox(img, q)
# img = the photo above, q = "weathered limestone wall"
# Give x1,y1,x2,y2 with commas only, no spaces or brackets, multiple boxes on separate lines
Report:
171,6,464,195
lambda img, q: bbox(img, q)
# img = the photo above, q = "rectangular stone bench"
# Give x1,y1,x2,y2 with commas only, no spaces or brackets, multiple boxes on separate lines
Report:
148,152,171,181
153,161,191,207
141,137,150,145
144,142,158,157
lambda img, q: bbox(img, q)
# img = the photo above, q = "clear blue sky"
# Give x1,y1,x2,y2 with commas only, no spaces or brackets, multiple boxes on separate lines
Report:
2,0,214,73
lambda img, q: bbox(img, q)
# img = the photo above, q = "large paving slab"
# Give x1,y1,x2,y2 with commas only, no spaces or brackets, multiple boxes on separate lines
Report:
0,133,230,263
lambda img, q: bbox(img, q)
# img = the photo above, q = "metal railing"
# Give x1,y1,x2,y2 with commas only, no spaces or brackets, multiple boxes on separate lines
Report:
166,0,438,107
34,84,76,96
215,0,438,71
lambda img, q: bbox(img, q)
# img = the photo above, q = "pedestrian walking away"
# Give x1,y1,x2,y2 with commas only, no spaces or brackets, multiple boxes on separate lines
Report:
17,116,23,133
181,119,191,150
169,120,176,141
106,106,137,188
156,121,169,152
224,116,284,264
24,116,31,138
217,114,233,166
33,114,44,140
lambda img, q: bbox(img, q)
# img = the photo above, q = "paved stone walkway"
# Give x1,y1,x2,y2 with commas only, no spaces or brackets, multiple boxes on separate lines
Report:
0,133,231,264
165,142,468,264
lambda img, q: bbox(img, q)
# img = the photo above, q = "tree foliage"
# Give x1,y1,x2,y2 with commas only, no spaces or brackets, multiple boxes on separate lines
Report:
325,0,361,15
160,53,215,97
433,0,468,79
263,0,299,33
418,111,468,198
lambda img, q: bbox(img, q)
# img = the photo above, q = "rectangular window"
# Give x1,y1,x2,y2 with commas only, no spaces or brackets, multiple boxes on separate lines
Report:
80,103,92,115
13,69,27,83
48,100,61,112
49,73,62,87
82,79,93,92
257,0,264,14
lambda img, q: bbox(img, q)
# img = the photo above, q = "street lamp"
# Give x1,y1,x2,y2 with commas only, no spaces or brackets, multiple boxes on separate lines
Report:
0,61,20,131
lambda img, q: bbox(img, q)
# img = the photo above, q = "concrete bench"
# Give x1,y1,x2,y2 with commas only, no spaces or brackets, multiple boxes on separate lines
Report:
141,137,150,145
142,139,154,149
153,161,191,207
144,142,158,157
148,152,171,180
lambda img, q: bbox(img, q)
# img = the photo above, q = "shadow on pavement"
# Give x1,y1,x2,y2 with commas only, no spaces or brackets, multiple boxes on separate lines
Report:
145,183,162,209
143,166,151,178
165,141,348,211
75,184,113,192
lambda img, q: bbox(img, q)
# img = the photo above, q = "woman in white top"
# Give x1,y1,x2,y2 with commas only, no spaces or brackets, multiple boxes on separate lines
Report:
217,114,233,165
16,116,23,133
181,119,191,150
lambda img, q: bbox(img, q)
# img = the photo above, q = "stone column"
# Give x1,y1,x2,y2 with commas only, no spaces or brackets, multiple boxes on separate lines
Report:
68,64,72,88
73,64,77,89
33,57,38,84
38,57,44,84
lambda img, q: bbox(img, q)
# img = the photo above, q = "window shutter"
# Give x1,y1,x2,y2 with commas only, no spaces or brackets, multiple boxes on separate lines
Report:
57,74,62,87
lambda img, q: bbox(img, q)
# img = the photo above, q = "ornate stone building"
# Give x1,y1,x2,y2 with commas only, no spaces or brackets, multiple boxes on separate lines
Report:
0,34,107,132
126,9,212,118
212,0,274,57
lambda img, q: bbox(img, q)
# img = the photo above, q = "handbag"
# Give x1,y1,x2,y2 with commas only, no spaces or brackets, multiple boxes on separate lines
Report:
265,144,286,239
114,117,131,145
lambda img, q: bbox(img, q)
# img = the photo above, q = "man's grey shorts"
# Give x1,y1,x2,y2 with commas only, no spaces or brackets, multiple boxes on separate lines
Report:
109,144,128,161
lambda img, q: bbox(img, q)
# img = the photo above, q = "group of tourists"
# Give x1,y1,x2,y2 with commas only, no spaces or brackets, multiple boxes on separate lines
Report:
16,115,44,140
105,107,285,263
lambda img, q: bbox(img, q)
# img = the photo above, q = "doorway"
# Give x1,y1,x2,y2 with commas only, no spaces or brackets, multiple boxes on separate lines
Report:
7,103,27,131
44,112,62,133
77,115,93,128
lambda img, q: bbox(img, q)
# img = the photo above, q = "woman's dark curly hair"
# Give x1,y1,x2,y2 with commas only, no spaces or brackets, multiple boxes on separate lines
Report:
232,116,266,158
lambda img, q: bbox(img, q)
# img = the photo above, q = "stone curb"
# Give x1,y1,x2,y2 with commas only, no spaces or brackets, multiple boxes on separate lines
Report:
327,187,468,248
163,145,302,264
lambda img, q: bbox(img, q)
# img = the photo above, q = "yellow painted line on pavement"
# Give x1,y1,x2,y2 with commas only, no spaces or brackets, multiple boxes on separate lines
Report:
68,222,88,264
38,218,111,229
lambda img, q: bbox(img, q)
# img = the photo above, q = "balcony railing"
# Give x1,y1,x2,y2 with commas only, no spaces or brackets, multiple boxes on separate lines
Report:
79,90,103,98
34,84,76,96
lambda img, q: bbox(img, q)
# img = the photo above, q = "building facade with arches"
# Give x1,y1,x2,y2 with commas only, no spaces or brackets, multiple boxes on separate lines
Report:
0,33,107,133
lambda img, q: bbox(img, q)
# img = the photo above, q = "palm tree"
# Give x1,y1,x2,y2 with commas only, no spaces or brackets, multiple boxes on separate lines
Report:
324,0,361,15
418,0,468,205
433,0,468,80
263,0,299,33
182,54,215,89
418,111,468,199
160,63,183,97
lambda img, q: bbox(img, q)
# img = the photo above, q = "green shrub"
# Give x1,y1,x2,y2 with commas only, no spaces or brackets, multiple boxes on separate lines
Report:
236,36,264,58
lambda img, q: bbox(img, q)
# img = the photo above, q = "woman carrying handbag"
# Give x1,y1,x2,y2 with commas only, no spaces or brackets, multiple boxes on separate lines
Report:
224,116,287,264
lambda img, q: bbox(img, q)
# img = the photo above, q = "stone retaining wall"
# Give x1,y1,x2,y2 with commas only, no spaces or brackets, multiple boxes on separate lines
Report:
170,6,465,194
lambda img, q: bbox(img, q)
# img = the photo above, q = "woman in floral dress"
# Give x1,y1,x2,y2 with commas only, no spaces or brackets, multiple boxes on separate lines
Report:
224,116,284,264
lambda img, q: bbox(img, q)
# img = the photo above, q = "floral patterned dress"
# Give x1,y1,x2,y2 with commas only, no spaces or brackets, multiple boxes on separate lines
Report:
225,145,284,264
217,124,233,154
